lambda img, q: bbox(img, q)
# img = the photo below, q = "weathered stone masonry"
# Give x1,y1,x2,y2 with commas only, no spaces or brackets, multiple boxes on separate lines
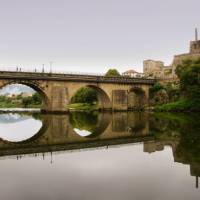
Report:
0,71,155,112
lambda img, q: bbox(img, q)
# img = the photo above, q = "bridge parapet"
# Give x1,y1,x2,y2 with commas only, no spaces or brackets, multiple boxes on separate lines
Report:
0,70,156,84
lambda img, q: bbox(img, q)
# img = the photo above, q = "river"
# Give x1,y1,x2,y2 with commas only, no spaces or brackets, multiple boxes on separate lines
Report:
0,111,199,200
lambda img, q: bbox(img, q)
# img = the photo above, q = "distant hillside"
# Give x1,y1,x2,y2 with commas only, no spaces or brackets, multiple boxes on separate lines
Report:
0,84,35,95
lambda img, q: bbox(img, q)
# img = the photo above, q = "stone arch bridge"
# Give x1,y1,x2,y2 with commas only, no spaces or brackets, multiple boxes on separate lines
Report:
0,71,155,112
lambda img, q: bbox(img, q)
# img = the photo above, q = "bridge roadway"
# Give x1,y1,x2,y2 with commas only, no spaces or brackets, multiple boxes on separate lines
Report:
0,71,155,84
0,71,156,112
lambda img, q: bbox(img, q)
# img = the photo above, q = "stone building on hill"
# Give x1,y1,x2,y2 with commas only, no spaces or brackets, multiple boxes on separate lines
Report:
143,28,200,79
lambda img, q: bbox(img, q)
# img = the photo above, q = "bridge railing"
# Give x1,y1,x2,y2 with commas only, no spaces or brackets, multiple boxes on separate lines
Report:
0,66,105,76
0,67,156,83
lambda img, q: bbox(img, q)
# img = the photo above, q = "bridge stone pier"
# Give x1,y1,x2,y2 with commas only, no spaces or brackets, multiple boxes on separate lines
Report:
0,71,155,112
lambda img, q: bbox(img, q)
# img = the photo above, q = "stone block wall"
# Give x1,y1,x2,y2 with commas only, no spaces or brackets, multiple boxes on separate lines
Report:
143,39,200,80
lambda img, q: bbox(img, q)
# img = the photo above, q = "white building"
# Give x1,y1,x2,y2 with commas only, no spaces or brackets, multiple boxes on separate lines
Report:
122,69,144,78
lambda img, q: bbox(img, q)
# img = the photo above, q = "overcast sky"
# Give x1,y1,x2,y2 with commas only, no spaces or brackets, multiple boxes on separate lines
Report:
0,0,199,73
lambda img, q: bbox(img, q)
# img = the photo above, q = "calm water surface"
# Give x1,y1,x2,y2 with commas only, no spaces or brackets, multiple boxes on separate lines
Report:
0,111,199,200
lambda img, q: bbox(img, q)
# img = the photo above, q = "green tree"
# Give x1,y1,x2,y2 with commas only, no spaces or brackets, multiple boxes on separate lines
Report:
32,93,42,104
175,58,200,107
71,87,98,104
150,82,164,93
105,69,121,77
16,94,22,100
165,83,180,102
22,96,32,107
175,59,193,78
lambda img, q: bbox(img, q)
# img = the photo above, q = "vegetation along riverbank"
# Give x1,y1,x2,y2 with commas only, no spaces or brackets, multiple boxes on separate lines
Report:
150,58,200,112
0,93,42,108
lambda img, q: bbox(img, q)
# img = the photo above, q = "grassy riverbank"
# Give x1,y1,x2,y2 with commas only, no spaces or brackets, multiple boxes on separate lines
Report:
154,100,200,112
0,101,41,108
0,93,42,108
67,103,98,111
150,59,200,113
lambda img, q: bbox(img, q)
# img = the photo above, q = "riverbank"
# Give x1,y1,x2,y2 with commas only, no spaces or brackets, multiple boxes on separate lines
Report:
0,101,200,113
0,93,42,109
0,108,41,114
0,102,41,109
67,103,99,111
68,101,200,113
153,100,200,112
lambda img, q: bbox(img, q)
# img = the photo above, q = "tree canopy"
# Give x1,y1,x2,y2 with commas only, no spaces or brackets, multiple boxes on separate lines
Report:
175,58,200,102
71,87,98,104
22,93,42,107
105,69,121,77
149,82,164,93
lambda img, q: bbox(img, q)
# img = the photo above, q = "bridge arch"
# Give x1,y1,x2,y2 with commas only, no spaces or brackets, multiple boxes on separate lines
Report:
17,114,51,144
128,87,147,110
69,84,112,110
87,85,111,110
0,80,50,111
69,112,111,138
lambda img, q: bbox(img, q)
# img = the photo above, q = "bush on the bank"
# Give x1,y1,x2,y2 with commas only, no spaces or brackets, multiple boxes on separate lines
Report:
22,96,32,107
151,89,169,105
32,93,42,104
150,82,164,93
71,87,98,104
150,83,170,105
22,93,42,107
155,99,200,112
165,83,180,102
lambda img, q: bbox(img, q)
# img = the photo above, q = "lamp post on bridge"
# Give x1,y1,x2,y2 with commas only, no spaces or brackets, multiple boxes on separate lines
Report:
49,61,53,73
42,64,45,73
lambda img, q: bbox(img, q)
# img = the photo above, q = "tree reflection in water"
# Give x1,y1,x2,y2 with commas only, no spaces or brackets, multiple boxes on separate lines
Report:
148,113,200,188
69,111,111,138
69,112,98,137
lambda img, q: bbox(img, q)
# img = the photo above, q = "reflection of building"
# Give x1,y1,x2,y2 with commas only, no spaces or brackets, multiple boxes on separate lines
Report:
122,69,144,78
144,140,200,189
143,29,200,79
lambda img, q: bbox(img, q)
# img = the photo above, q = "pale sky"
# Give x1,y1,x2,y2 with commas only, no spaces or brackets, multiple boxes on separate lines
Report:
0,0,199,73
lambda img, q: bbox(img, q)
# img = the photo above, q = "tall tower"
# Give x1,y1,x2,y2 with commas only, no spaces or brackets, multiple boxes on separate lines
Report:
190,28,200,54
195,28,198,41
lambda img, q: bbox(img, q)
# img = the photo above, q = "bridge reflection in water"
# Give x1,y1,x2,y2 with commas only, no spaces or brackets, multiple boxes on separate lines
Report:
0,111,200,188
0,112,151,155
